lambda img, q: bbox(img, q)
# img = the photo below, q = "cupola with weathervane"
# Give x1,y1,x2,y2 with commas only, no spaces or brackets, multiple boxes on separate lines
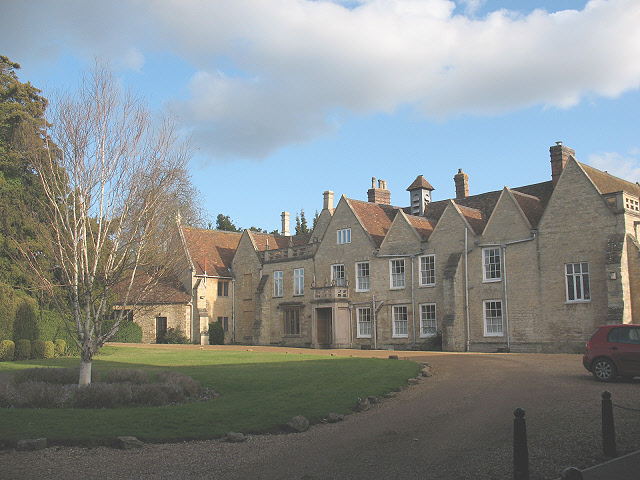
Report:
406,175,434,216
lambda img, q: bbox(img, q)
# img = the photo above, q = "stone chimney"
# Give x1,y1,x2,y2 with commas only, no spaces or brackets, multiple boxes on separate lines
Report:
367,177,391,205
281,211,290,236
454,169,469,199
550,141,575,187
323,190,334,211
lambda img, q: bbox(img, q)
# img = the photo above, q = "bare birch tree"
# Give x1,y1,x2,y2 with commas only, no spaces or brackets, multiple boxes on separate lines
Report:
27,62,199,385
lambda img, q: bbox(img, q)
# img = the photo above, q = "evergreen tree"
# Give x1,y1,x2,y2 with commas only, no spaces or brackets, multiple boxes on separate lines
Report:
0,55,54,290
216,213,241,232
295,208,309,235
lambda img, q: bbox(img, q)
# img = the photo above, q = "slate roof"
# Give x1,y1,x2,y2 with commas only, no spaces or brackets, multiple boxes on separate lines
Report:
181,227,242,277
348,199,401,247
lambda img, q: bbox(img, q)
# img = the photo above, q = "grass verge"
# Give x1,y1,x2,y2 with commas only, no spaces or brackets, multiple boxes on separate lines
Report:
0,346,420,447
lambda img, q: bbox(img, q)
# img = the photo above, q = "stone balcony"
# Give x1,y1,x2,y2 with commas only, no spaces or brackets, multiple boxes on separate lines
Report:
261,243,317,263
311,282,349,303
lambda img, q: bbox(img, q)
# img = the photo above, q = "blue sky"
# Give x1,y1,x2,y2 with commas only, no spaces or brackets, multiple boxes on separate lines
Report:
3,0,640,232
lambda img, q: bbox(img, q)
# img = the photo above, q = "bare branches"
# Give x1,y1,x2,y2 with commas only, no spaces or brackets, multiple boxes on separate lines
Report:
28,60,199,384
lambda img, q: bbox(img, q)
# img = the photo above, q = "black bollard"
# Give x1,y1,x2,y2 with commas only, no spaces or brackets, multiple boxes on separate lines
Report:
513,408,529,480
601,391,617,458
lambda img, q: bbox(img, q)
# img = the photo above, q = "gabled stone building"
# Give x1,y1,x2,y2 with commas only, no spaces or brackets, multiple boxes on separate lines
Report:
137,142,640,352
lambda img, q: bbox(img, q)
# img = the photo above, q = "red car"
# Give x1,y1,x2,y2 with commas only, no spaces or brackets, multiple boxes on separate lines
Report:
583,324,640,382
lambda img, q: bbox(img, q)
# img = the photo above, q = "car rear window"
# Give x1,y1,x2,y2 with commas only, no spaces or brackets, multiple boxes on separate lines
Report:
607,327,640,345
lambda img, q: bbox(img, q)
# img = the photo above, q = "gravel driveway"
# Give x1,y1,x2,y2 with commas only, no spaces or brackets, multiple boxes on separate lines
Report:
2,350,640,480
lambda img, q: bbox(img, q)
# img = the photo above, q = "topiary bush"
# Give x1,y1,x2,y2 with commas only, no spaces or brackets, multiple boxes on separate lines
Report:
43,341,55,359
15,339,31,360
54,339,67,356
208,321,224,345
0,340,15,361
31,339,46,359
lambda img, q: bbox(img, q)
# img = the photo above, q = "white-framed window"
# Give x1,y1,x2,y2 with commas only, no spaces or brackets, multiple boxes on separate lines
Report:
419,255,435,286
420,303,437,337
392,305,409,338
294,268,304,296
483,247,502,282
273,271,283,297
566,262,590,302
390,258,406,289
337,228,351,244
332,264,346,286
357,307,372,338
483,300,504,336
356,261,370,292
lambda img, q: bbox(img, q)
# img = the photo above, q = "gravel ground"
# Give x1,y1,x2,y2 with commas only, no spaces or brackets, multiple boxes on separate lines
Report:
2,350,639,480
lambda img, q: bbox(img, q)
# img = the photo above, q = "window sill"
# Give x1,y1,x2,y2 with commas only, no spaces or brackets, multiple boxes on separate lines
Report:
418,284,436,288
420,333,437,338
356,335,372,339
392,335,409,339
482,278,502,284
565,300,591,304
483,333,504,337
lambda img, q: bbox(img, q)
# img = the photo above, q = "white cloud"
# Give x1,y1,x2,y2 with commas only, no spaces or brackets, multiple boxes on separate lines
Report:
588,151,640,183
3,0,640,159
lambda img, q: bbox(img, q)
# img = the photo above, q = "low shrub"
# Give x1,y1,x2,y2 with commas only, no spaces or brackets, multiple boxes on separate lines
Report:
0,340,15,361
15,339,31,360
208,321,224,345
0,367,211,409
104,368,150,384
71,382,134,408
9,381,69,408
160,328,190,344
54,339,67,356
31,339,46,359
157,371,202,397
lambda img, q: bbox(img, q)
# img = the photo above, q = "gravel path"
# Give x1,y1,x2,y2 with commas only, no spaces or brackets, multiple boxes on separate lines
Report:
2,351,640,480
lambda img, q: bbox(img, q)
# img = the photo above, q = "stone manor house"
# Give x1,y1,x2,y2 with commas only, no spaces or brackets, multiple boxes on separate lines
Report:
128,143,640,353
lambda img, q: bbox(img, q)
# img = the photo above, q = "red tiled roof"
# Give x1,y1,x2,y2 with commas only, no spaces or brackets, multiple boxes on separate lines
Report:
405,214,436,241
251,232,311,251
580,162,640,197
422,181,554,230
114,274,190,304
455,204,486,234
349,199,400,247
181,227,242,277
406,175,435,191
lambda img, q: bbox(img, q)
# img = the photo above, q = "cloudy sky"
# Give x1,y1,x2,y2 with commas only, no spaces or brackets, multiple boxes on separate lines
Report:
4,0,640,232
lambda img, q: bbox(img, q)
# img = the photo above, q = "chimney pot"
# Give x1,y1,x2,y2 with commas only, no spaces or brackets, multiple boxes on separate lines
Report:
281,211,290,236
550,142,575,187
368,178,391,204
323,190,334,211
454,169,469,199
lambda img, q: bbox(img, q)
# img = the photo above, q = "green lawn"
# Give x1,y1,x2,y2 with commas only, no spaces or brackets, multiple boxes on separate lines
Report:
0,346,420,447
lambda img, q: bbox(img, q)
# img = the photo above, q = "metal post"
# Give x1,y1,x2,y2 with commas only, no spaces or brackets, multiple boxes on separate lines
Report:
601,391,617,458
513,408,529,480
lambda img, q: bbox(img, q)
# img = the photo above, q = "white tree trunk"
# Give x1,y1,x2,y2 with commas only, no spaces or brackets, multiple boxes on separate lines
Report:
79,359,92,386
